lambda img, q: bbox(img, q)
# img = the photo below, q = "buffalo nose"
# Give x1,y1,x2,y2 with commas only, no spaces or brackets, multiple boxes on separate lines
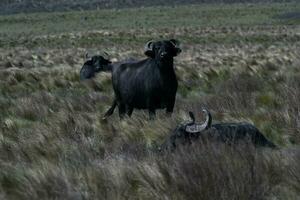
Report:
160,52,167,58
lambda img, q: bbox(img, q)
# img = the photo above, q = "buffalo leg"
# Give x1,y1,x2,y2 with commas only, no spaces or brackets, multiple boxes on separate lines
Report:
102,99,117,119
118,104,126,119
166,97,176,116
126,106,134,117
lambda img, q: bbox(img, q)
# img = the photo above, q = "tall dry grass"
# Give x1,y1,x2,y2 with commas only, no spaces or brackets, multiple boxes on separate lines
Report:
0,20,300,199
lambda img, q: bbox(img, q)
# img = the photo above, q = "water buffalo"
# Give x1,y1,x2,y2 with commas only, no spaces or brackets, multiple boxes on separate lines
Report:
80,55,111,80
161,109,276,151
103,39,181,119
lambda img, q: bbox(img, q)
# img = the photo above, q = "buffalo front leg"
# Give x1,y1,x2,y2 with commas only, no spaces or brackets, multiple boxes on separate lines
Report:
149,108,156,120
166,96,176,117
118,104,126,119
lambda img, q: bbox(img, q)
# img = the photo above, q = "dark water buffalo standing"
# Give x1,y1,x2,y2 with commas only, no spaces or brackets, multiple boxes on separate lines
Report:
80,55,111,80
162,109,276,151
103,39,181,119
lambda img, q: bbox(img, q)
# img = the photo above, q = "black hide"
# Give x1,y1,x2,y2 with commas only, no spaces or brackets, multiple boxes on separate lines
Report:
103,39,181,119
161,112,277,151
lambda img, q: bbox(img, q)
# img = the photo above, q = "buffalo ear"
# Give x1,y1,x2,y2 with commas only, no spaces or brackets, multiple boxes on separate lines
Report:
144,41,154,58
170,39,181,56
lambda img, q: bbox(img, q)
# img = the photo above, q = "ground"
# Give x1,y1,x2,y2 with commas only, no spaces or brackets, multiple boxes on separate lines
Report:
0,2,300,200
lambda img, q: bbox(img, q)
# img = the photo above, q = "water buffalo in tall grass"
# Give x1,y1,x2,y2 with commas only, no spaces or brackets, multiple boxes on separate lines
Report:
161,109,276,151
103,39,181,119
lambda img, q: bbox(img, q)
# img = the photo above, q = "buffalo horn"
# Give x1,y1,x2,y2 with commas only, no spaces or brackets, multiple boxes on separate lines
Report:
144,41,154,57
185,109,212,133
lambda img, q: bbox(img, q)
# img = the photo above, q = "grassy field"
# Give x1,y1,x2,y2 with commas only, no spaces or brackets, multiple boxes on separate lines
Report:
0,0,297,15
0,2,300,200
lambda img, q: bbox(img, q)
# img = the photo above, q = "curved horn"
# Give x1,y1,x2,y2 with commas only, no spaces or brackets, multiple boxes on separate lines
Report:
144,40,154,58
189,111,195,123
185,109,212,133
85,52,90,60
169,39,179,47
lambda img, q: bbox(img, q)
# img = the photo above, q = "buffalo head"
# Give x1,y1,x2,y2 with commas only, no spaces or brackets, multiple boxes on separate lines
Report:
88,55,111,72
80,54,112,80
144,39,181,61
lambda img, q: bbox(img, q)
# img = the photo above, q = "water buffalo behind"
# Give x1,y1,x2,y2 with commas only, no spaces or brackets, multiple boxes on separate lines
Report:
80,55,111,80
103,39,181,119
161,109,277,151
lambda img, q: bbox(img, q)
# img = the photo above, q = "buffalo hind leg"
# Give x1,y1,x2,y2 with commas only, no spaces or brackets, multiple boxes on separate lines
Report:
102,99,117,120
118,104,126,119
126,106,134,117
